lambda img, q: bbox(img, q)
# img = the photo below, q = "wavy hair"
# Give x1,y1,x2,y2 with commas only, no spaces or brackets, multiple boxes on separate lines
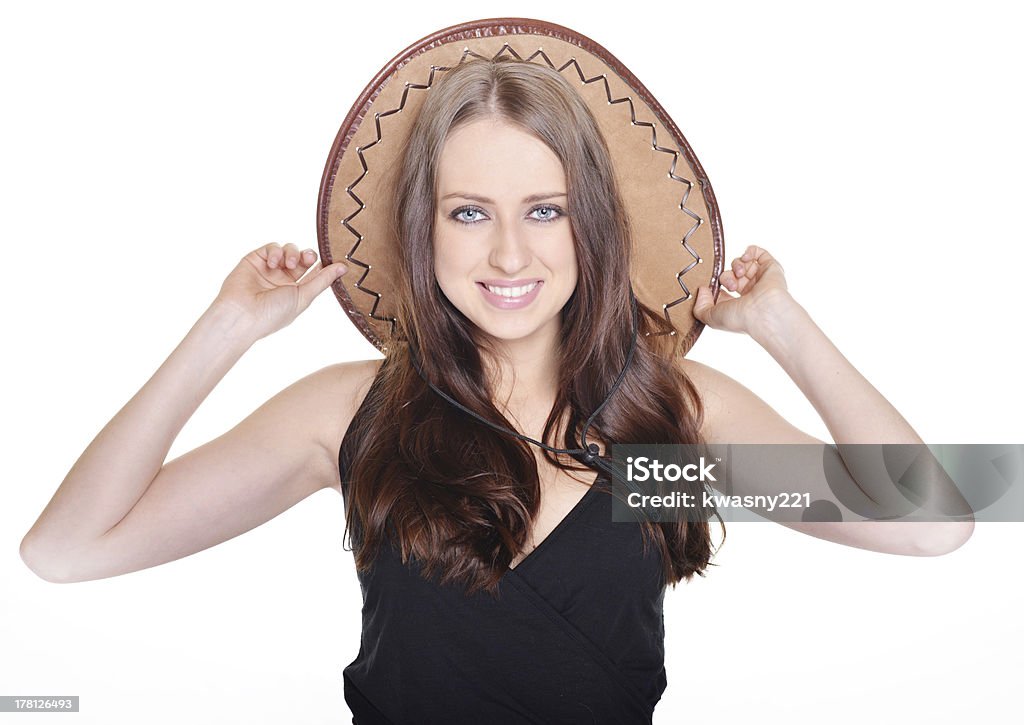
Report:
341,58,723,596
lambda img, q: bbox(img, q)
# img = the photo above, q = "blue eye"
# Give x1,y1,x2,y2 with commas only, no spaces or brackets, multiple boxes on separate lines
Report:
449,204,566,226
530,205,564,223
452,207,484,224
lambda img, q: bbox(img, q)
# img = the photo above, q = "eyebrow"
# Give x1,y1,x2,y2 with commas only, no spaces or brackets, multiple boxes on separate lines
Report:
440,192,568,204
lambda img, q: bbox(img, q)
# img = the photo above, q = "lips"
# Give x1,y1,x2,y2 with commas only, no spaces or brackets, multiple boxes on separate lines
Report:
482,281,538,297
476,280,544,310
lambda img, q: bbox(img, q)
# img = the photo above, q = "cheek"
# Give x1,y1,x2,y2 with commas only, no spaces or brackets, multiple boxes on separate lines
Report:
432,239,466,296
431,244,443,276
432,236,453,276
558,243,580,287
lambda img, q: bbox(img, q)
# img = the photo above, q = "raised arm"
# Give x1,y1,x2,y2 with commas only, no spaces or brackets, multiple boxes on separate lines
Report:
19,243,352,582
687,245,974,555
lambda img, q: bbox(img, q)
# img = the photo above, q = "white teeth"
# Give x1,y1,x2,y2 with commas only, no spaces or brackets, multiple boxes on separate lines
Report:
484,282,538,298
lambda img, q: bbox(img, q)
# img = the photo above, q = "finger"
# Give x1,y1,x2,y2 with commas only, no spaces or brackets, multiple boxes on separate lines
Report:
267,243,292,270
281,242,301,270
741,244,770,262
297,248,318,269
735,270,753,294
749,248,786,279
244,244,280,276
265,243,305,278
255,242,275,266
264,243,281,269
746,245,778,269
719,269,739,291
741,256,760,282
295,255,335,285
297,262,348,309
278,243,311,282
692,285,719,326
758,248,784,276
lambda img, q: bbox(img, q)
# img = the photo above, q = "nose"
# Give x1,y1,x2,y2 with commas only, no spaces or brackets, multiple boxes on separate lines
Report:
488,222,531,275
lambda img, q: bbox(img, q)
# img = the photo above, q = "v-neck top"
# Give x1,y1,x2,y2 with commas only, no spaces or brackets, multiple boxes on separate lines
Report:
337,373,668,724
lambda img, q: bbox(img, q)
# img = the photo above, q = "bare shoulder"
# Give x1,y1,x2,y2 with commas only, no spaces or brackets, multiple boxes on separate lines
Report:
301,357,384,496
676,357,728,401
675,356,820,445
675,357,741,420
676,356,754,407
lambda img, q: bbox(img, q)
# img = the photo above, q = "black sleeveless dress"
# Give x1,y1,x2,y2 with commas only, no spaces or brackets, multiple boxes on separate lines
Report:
338,373,668,724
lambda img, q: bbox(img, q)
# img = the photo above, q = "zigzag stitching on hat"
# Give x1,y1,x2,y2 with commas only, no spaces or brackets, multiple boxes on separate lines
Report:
551,55,704,335
344,152,391,333
343,62,479,336
663,157,704,323
343,41,703,340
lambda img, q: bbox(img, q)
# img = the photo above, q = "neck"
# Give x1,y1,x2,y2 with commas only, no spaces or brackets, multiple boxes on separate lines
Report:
482,320,562,416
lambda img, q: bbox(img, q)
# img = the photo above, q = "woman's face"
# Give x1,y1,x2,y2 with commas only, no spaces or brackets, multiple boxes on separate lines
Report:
433,118,578,347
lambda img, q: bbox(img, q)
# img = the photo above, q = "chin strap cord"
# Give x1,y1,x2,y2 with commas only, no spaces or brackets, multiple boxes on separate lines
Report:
407,288,639,480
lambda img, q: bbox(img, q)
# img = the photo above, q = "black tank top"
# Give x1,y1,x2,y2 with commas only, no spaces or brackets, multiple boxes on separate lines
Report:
338,370,668,724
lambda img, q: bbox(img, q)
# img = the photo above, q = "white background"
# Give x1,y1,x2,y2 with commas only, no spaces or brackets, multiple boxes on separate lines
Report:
2,1,1021,723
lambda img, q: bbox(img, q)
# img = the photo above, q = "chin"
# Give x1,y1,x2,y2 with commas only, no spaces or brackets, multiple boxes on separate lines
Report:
471,312,561,344
474,323,539,343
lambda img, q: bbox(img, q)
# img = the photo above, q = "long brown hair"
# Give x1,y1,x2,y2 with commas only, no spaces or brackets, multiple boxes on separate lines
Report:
342,58,723,596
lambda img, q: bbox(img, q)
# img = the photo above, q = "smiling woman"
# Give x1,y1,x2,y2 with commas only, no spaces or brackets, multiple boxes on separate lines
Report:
342,55,714,592
331,53,720,722
433,119,578,346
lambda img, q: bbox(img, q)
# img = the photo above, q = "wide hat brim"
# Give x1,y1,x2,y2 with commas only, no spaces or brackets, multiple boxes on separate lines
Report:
317,17,724,355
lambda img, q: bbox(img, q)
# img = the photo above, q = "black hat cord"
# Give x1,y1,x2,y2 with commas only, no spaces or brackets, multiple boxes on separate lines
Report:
407,288,640,481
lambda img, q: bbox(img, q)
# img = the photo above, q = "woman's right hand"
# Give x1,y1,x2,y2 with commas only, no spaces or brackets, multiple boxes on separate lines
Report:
213,242,348,341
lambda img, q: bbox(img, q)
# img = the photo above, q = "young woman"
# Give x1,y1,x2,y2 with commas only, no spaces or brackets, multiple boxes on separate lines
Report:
20,57,973,723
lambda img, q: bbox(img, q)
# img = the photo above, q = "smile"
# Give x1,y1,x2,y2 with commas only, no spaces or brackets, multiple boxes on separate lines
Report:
477,280,543,309
484,282,538,297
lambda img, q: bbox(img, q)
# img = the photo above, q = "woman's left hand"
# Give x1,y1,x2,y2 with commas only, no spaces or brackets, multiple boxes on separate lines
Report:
693,245,796,335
